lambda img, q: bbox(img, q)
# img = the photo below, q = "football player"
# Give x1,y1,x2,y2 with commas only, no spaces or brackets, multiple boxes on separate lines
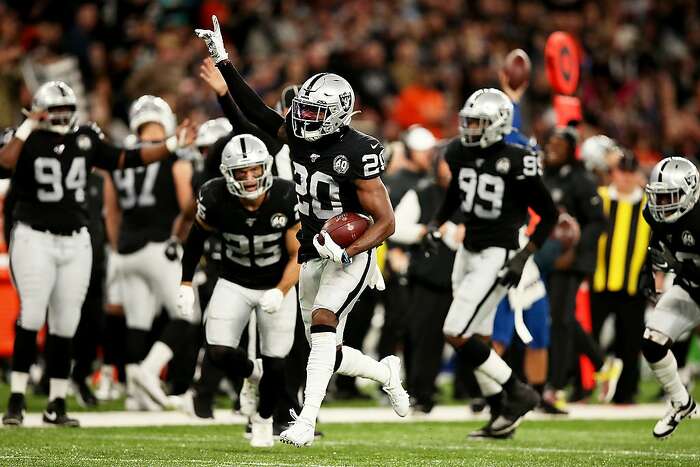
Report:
178,133,300,447
641,156,700,438
195,16,409,447
104,95,197,410
0,81,195,427
432,88,558,438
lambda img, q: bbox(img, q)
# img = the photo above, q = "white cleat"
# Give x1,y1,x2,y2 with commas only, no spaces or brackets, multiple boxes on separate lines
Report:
132,366,171,408
280,410,315,447
124,388,163,412
654,396,696,439
239,359,262,417
380,355,410,417
250,412,274,447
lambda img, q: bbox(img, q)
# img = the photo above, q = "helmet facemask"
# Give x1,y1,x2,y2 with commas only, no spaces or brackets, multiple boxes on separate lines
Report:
646,180,699,223
220,159,273,199
458,88,513,148
220,134,274,199
291,97,329,141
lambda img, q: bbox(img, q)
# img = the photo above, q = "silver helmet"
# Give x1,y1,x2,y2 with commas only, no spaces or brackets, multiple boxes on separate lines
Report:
291,73,358,142
196,117,232,149
580,135,620,173
129,95,176,137
459,88,513,148
220,134,273,199
646,157,700,223
31,81,78,134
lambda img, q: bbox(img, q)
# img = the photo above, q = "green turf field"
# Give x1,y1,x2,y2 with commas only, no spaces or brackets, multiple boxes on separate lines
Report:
1,419,699,466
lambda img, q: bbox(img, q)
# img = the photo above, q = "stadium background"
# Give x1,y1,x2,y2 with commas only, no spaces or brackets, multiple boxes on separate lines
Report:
1,0,700,465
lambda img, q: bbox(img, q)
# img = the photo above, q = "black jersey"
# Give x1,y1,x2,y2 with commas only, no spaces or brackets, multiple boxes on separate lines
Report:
11,124,123,233
111,156,181,254
197,177,299,289
644,203,700,304
284,114,385,262
440,139,557,251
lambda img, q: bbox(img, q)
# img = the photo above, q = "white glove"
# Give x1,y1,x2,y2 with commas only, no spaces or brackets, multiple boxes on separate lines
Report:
259,288,284,314
313,231,351,264
367,263,386,291
177,284,196,319
194,15,229,63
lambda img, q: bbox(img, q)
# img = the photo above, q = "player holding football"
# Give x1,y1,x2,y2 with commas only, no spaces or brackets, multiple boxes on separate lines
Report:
640,157,700,438
1,81,195,427
178,133,300,447
432,88,558,438
195,16,409,447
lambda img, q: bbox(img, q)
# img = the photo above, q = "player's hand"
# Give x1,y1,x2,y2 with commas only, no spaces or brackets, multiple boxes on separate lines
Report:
498,248,532,288
199,57,228,96
420,227,442,257
498,69,528,103
638,264,658,304
177,284,196,319
195,15,229,64
15,109,48,141
259,288,284,314
313,231,351,264
648,243,678,273
164,237,181,261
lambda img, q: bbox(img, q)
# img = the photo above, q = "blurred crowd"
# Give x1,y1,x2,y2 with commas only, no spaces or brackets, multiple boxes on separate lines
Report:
1,0,700,162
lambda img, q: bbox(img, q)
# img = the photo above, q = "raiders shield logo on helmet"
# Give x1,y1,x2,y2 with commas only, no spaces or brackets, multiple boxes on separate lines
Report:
339,92,352,112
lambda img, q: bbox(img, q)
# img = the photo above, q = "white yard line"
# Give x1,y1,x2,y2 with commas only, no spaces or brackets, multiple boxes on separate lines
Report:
4,403,674,428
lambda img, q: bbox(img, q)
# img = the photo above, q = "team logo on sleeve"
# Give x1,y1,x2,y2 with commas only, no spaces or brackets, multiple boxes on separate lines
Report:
271,213,288,228
53,144,65,155
495,157,511,174
310,153,321,162
333,155,349,174
682,230,695,247
77,134,92,151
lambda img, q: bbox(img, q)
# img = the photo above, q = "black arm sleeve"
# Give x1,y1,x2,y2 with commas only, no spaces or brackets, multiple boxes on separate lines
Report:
181,221,209,282
216,60,285,137
525,177,559,249
216,93,284,155
434,174,461,226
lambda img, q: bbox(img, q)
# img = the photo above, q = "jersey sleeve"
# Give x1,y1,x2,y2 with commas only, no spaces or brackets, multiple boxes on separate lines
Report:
284,181,300,225
82,124,124,171
511,147,543,181
349,138,386,180
196,180,220,229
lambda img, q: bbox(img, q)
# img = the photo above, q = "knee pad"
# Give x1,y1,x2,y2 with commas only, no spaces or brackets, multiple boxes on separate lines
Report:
641,329,671,364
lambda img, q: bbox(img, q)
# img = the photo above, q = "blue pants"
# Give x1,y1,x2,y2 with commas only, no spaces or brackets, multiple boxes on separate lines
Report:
492,294,550,349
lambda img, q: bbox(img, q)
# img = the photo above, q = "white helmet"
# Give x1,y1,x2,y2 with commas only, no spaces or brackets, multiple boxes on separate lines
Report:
220,134,273,199
580,135,620,172
32,81,78,134
196,117,232,148
459,88,513,148
291,73,358,142
129,95,176,137
646,157,700,223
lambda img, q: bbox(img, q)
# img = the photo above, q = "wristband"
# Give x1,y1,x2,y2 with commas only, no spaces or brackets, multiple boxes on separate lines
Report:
165,135,178,153
15,119,37,142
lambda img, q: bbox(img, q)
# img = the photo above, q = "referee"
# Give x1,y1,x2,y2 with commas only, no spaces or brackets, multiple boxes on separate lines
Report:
590,152,649,403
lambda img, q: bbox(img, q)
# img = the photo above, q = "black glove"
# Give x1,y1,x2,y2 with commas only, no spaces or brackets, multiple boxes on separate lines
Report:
638,263,658,304
648,243,678,273
164,237,181,261
420,228,442,258
498,248,532,288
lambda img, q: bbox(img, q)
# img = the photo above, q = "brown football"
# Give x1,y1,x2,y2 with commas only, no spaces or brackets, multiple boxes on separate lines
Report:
503,48,532,89
551,212,581,250
317,212,371,248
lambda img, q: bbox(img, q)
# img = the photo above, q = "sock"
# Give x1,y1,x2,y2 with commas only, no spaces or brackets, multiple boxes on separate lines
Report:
11,327,38,373
206,345,253,379
248,358,263,384
125,328,149,364
299,331,336,423
486,392,504,416
46,335,72,381
336,346,390,386
10,371,29,395
474,368,502,397
650,351,689,405
49,378,69,402
476,350,513,387
141,341,174,376
125,363,139,397
159,319,189,357
258,357,285,419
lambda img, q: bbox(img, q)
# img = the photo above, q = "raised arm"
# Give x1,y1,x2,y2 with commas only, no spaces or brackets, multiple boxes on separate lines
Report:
195,16,285,138
0,112,45,170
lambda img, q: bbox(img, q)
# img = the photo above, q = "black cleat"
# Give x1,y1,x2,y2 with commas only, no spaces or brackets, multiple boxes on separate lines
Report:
2,393,26,426
490,381,540,436
43,398,80,427
73,380,98,408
